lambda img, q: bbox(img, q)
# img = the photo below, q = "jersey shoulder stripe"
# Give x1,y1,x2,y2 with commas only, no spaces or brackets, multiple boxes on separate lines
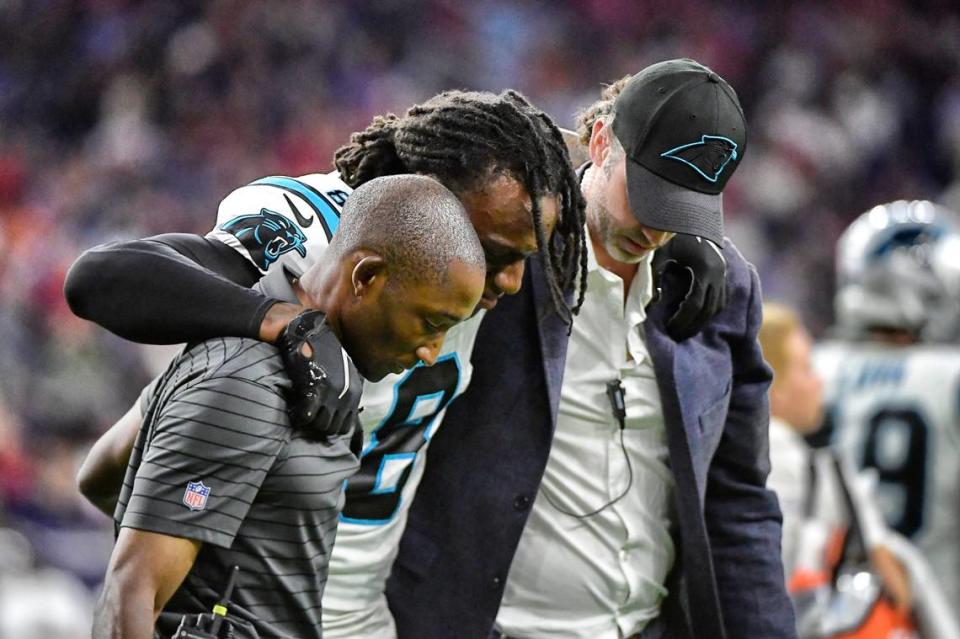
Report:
250,176,341,241
208,171,351,276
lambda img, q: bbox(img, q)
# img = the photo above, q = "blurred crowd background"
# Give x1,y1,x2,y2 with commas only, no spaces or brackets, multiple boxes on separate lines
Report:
2,0,960,634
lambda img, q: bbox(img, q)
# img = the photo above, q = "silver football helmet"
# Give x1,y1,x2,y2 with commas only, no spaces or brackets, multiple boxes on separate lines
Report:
835,200,960,342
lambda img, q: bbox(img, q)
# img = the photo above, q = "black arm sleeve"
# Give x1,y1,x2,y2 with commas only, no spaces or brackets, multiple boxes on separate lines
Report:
64,233,279,345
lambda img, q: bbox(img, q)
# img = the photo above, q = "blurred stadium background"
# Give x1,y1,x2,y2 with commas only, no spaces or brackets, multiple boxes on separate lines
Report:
2,0,960,634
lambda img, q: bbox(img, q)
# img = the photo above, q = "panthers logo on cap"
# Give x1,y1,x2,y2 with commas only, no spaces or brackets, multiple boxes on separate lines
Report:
661,135,739,183
220,208,308,271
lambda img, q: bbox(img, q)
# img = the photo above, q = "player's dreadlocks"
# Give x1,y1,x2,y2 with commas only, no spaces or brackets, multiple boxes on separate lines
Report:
335,90,588,323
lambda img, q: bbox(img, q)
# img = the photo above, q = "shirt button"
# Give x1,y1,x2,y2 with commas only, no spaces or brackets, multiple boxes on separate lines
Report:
513,495,531,511
490,576,503,590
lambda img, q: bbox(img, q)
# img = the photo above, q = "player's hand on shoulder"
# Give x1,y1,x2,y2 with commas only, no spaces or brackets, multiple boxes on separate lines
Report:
651,234,728,341
277,309,362,441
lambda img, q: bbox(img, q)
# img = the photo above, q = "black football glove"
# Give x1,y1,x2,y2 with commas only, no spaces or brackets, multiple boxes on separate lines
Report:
276,309,362,441
651,234,728,341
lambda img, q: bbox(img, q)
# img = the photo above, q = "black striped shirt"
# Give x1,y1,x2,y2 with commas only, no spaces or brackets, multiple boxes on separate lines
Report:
115,338,358,638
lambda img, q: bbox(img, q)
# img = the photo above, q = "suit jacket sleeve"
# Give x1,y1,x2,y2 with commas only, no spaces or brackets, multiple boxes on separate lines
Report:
703,256,797,638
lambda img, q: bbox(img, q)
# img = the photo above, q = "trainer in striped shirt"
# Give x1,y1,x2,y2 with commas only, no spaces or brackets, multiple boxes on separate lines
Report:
115,336,359,639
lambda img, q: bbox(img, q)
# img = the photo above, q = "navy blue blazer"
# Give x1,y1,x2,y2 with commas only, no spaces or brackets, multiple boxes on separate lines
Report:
386,240,796,639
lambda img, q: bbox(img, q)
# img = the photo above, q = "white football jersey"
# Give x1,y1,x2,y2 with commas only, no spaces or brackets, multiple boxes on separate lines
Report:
208,172,487,618
208,172,350,291
815,340,960,608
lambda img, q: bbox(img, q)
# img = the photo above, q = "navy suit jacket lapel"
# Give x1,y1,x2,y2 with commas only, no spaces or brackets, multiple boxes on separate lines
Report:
644,301,726,639
529,258,570,434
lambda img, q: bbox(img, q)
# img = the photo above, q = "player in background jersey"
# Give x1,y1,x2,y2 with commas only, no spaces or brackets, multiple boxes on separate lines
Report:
761,303,915,632
67,89,729,639
764,301,960,639
815,200,960,611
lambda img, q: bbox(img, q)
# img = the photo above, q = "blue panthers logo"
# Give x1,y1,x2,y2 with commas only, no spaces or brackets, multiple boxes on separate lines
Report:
661,135,739,183
220,208,308,271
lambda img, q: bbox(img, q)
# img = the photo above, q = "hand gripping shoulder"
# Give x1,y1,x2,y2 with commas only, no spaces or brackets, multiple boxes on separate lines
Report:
276,310,362,441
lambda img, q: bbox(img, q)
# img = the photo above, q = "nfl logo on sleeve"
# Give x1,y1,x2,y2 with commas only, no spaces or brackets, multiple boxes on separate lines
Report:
183,481,211,511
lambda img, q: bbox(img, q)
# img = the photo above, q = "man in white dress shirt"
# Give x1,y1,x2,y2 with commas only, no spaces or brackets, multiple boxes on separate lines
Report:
496,227,676,637
481,59,792,639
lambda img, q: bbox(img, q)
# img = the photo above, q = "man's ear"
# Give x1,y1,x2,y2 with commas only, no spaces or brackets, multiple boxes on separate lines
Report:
588,118,610,167
351,254,387,298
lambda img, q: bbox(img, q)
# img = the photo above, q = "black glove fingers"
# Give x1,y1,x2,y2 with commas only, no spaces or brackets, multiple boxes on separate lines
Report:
667,302,700,341
278,310,361,437
654,235,727,341
666,267,703,340
690,284,719,337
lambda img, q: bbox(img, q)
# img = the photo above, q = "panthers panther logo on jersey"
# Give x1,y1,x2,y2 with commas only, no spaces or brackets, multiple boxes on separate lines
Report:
219,207,308,271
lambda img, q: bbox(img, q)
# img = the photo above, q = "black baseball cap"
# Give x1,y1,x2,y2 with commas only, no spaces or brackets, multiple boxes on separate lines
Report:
610,58,746,246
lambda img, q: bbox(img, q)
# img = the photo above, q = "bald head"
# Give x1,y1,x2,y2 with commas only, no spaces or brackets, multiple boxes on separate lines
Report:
328,174,485,286
299,174,486,381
